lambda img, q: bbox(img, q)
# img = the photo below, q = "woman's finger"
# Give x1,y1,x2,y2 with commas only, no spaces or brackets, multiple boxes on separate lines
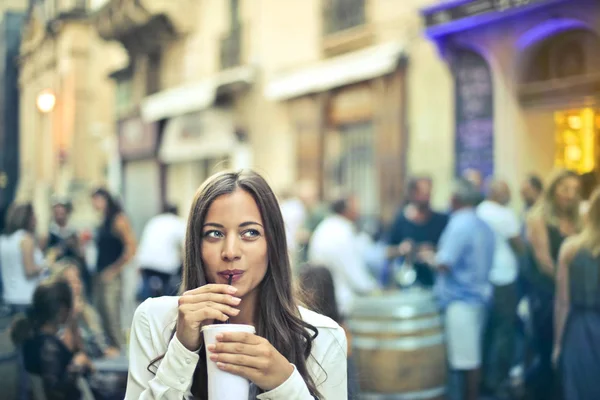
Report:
208,342,262,357
182,284,237,296
181,307,229,324
179,301,240,317
180,292,242,307
209,353,266,370
216,331,262,345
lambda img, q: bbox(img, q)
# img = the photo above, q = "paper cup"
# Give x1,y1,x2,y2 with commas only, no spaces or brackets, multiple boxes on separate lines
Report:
202,324,256,400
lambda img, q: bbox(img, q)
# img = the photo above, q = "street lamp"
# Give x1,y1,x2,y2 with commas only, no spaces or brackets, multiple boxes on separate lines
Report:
36,89,56,113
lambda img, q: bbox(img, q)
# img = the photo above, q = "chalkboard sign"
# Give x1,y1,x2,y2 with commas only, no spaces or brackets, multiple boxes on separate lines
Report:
454,49,494,179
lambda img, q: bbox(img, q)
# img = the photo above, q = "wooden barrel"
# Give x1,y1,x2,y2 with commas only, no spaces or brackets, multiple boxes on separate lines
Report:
348,288,446,400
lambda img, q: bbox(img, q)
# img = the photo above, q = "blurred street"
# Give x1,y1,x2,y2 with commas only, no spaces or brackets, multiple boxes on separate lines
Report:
1,0,600,399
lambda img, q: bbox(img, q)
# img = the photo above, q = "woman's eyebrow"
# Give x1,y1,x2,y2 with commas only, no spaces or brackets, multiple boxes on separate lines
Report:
239,221,263,228
202,221,263,228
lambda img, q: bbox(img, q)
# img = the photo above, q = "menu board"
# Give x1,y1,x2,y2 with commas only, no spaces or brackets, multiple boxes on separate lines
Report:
454,49,494,179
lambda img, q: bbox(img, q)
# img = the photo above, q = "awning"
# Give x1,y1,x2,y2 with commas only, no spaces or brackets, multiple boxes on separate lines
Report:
158,108,238,163
141,65,255,122
264,42,404,101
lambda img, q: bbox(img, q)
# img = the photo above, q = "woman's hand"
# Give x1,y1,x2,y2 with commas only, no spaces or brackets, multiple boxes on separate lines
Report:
208,332,295,391
176,284,241,352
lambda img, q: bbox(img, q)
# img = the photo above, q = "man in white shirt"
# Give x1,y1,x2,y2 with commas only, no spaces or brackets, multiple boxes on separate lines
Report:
137,204,186,299
476,179,525,396
308,194,379,317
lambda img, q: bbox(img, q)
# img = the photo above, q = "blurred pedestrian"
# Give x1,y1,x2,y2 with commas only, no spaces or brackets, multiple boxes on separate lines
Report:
524,169,581,400
91,188,137,349
554,187,600,400
0,203,47,314
477,179,524,397
385,176,448,287
137,203,185,300
11,280,93,400
44,197,91,298
419,178,495,400
308,193,379,318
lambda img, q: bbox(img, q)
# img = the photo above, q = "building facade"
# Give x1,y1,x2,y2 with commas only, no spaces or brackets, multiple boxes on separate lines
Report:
420,0,600,202
0,6,26,228
18,0,124,232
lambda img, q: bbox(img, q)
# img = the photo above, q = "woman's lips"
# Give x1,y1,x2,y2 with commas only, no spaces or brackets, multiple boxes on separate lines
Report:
218,270,244,284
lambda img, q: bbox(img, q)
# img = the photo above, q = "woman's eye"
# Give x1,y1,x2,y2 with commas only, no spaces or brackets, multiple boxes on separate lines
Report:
242,229,260,239
204,230,224,239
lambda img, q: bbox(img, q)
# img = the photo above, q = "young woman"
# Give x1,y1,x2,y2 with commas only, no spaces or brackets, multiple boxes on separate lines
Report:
11,280,92,400
91,188,137,348
554,188,600,400
126,170,347,399
525,169,581,400
0,203,47,314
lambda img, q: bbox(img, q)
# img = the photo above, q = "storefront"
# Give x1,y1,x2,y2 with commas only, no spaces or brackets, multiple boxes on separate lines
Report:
118,116,163,237
421,0,600,193
140,67,254,215
265,42,407,222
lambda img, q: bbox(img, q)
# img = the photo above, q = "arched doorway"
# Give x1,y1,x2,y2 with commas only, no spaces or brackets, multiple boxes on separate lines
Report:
517,28,600,188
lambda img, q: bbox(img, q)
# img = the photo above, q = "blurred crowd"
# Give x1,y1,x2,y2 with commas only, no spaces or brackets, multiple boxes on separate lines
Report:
284,169,600,400
0,166,598,400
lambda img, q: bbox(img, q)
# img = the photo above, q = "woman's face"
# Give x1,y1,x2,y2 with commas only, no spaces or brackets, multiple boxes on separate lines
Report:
554,176,581,213
62,267,83,299
92,194,107,213
201,189,268,299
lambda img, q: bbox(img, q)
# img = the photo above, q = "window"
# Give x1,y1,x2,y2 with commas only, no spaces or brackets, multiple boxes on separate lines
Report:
323,0,365,35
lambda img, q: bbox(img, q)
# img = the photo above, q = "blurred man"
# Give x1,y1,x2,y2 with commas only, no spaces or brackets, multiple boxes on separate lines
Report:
386,176,448,287
477,179,525,397
137,204,185,299
419,178,495,400
45,198,91,296
308,194,379,317
520,175,543,210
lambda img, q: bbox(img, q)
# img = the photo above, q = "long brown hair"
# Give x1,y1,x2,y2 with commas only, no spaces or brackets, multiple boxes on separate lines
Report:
529,169,581,229
3,202,35,235
580,188,600,256
150,170,322,399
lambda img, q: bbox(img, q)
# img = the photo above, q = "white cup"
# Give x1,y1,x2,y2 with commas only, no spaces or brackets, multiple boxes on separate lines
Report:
202,324,256,400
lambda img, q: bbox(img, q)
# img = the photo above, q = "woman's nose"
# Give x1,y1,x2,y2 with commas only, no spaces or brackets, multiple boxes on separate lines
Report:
221,235,241,262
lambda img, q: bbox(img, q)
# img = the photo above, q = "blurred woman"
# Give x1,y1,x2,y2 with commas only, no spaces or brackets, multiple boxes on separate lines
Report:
11,280,92,400
0,203,47,314
53,259,120,359
554,188,600,400
91,188,136,348
525,169,581,400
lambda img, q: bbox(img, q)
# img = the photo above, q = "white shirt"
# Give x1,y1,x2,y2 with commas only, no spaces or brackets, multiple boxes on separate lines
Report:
308,214,379,316
137,214,186,274
0,230,45,305
125,296,348,399
476,200,520,286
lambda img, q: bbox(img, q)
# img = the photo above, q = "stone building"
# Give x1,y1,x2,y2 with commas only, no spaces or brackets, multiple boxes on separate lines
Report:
17,0,125,231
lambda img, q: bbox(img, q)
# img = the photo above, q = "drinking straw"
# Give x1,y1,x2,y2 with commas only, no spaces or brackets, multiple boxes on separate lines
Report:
225,274,233,324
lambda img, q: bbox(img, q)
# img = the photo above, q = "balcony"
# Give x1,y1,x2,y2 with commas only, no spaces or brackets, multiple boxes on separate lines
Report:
220,26,242,70
322,0,373,56
93,0,193,51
